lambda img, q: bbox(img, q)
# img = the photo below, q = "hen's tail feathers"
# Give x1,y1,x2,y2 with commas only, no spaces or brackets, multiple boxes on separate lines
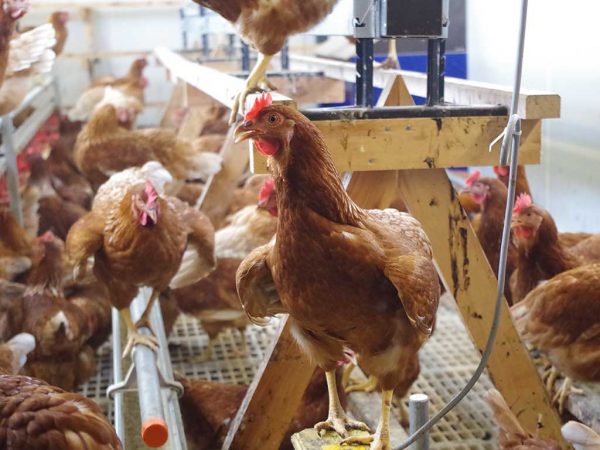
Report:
484,389,528,443
7,333,36,373
169,247,215,290
7,24,57,76
562,421,600,450
184,151,223,181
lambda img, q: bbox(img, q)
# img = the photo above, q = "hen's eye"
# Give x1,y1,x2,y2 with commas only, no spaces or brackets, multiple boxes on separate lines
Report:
268,114,277,123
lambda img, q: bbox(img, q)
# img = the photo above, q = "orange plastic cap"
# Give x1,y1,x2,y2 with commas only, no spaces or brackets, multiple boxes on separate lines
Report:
141,417,168,448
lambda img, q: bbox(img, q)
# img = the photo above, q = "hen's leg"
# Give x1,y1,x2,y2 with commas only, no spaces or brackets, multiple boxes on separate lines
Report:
233,326,247,357
543,366,560,393
121,308,158,358
341,363,356,388
341,389,393,450
346,374,378,393
314,370,371,437
229,53,274,124
552,377,584,414
378,39,400,70
133,289,160,334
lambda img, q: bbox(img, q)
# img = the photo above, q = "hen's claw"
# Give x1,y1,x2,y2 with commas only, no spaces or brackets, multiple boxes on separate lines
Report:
552,377,583,414
122,332,158,359
315,416,370,438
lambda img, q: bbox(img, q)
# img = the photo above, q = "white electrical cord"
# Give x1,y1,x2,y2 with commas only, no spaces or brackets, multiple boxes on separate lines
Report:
393,1,529,448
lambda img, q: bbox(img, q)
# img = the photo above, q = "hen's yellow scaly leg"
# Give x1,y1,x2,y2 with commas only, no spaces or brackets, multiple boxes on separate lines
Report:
378,39,400,70
133,289,160,334
346,375,379,394
121,308,158,359
314,370,370,437
341,389,393,450
229,53,274,124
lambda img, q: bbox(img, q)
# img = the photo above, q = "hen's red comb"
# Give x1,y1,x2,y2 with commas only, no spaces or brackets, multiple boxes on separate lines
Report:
465,170,481,187
144,180,158,204
513,193,532,214
258,178,275,203
493,166,509,177
38,231,55,242
245,92,272,121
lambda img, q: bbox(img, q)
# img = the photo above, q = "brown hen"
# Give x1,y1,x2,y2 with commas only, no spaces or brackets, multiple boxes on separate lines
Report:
74,105,222,190
0,0,29,87
66,162,215,358
511,263,600,413
193,0,339,122
234,96,440,449
0,333,122,449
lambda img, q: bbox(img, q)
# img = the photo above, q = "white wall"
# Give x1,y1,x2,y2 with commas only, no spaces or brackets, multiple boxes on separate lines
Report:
466,0,600,232
21,5,183,126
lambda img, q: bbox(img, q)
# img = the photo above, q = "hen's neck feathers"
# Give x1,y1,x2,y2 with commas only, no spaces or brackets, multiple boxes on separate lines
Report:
274,114,363,226
26,242,64,296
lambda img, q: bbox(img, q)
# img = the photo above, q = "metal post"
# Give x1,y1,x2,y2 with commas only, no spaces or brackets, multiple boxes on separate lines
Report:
409,394,429,450
281,41,290,70
241,41,250,72
355,38,374,107
199,7,209,58
1,116,23,226
178,9,188,50
227,34,235,59
426,38,446,106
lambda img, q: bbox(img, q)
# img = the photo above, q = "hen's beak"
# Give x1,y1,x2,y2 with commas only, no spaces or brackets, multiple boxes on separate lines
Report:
234,121,260,143
510,218,523,229
145,207,158,224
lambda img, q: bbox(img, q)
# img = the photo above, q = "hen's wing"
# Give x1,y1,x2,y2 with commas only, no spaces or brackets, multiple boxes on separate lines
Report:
168,197,216,289
65,211,104,280
236,239,286,325
510,263,600,350
368,209,440,334
569,234,600,264
0,376,122,449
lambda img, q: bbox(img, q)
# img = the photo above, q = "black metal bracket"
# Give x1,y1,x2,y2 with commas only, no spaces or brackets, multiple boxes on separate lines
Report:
241,42,251,72
301,105,509,121
427,38,446,105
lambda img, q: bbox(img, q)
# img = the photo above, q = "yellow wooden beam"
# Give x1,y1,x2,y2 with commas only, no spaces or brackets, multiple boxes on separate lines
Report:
251,116,541,173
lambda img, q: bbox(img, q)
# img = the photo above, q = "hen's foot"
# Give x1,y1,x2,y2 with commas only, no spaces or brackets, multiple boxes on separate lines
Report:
228,53,274,124
122,331,158,358
314,414,370,438
340,433,390,450
377,56,400,70
346,375,378,394
543,366,560,393
553,378,583,414
134,316,156,336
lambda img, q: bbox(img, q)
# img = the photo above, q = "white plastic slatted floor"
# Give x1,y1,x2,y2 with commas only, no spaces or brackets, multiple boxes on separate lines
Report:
77,294,497,449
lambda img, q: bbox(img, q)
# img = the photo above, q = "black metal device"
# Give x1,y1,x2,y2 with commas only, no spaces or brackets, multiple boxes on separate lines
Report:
281,41,290,70
381,0,449,38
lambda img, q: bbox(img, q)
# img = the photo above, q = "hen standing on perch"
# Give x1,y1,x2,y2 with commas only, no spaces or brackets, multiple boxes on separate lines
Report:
192,0,339,123
235,94,440,450
66,162,216,357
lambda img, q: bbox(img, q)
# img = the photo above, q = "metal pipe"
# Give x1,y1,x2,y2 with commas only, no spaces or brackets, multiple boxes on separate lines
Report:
130,289,169,448
199,7,209,58
281,41,290,70
111,308,125,441
1,116,23,226
409,394,429,450
301,104,508,121
241,42,250,72
229,70,324,79
355,38,374,107
427,38,446,106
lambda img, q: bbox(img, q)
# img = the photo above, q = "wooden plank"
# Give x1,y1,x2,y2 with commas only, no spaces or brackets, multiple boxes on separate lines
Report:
250,116,541,174
289,54,561,120
198,126,251,225
223,317,315,450
396,170,567,447
154,47,295,111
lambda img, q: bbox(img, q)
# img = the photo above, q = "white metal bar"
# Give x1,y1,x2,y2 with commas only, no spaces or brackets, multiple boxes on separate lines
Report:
1,116,23,225
111,308,126,441
409,394,429,450
154,46,294,110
